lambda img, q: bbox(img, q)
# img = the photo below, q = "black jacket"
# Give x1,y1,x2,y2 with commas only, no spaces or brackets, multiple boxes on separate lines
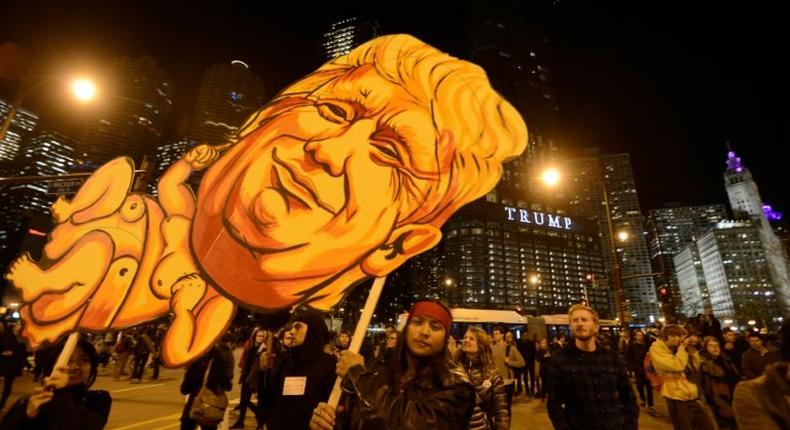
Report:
260,309,337,430
0,333,27,377
546,343,639,430
180,344,234,396
336,360,475,430
0,385,111,430
624,341,649,372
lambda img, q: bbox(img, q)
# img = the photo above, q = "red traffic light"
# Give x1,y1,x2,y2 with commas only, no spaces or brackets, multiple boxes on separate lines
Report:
658,287,668,296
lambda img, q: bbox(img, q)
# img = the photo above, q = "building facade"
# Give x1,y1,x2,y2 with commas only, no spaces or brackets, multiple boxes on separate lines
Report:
567,150,659,323
0,98,38,162
410,200,610,318
319,17,381,62
694,220,781,329
646,204,727,316
80,56,174,164
673,244,709,316
0,130,78,298
724,150,790,317
186,61,266,146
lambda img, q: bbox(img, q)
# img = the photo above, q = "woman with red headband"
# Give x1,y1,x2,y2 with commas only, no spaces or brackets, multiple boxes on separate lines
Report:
309,300,475,430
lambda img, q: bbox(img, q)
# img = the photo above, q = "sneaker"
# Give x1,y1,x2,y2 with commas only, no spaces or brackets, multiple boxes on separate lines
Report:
129,378,141,384
648,407,656,415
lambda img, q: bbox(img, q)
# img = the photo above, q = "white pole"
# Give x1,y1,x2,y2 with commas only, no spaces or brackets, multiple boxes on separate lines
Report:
51,332,80,376
326,276,387,408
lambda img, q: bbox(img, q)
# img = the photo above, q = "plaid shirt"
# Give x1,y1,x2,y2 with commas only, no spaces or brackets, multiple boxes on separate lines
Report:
545,343,639,430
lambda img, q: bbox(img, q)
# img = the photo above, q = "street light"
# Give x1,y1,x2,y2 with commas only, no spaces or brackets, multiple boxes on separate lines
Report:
71,78,97,102
617,231,629,242
540,167,561,187
0,74,97,143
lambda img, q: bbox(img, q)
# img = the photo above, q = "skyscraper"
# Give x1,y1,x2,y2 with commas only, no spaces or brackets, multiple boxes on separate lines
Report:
673,243,709,316
0,98,38,162
724,150,790,315
0,130,77,281
80,56,174,164
694,220,781,329
186,61,266,146
407,200,611,318
567,150,659,323
466,0,560,200
319,17,381,62
646,204,727,316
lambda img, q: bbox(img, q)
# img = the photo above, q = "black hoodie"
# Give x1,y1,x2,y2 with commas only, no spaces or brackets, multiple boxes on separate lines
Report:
260,308,337,430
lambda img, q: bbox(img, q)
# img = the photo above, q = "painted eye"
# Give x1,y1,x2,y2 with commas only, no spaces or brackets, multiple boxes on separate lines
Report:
373,143,401,162
317,102,351,123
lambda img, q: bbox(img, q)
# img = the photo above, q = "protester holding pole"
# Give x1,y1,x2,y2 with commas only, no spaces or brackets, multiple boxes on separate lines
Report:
309,300,475,430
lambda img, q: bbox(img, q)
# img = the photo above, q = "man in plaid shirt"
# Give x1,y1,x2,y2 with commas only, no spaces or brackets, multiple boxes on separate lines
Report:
546,305,639,430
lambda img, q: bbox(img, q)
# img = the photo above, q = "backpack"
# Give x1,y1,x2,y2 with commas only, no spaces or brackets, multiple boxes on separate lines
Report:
643,354,664,391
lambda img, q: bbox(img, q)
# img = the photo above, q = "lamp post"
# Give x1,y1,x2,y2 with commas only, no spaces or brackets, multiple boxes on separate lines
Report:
0,72,96,143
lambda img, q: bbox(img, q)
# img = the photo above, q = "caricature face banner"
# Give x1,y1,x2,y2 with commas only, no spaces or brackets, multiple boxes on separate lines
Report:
4,35,527,366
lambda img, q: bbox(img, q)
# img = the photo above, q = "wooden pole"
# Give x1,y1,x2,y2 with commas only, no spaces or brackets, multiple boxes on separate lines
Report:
50,331,80,376
326,276,386,408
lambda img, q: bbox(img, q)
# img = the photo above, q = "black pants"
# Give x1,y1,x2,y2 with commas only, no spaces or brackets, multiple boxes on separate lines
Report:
0,375,16,410
504,382,514,416
132,353,149,380
634,370,654,407
513,368,524,393
523,362,536,395
181,393,218,430
236,382,259,425
665,398,716,430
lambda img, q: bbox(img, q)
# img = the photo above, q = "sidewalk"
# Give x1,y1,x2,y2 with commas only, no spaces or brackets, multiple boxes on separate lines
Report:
511,391,673,429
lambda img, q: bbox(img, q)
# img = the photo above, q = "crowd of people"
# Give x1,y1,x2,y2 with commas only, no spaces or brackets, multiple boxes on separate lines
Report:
1,304,789,429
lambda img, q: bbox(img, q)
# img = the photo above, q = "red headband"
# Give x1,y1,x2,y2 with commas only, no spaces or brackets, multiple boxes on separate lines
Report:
409,301,452,332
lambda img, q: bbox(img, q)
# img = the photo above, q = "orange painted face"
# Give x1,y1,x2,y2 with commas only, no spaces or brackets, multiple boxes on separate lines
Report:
193,65,442,310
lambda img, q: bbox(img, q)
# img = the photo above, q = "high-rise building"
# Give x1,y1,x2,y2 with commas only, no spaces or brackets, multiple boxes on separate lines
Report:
646,204,727,316
319,17,381,62
0,130,77,279
80,56,174,164
407,200,611,318
186,61,266,146
693,220,782,329
0,98,38,162
567,150,659,323
466,0,560,200
724,150,790,316
673,243,709,316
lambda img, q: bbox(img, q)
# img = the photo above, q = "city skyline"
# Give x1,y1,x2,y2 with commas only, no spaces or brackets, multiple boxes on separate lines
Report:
1,2,788,215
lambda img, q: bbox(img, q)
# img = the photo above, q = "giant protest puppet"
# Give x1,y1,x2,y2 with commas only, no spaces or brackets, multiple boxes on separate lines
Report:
4,34,527,370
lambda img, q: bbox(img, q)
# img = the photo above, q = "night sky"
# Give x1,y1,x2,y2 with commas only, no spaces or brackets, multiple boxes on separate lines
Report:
1,1,788,216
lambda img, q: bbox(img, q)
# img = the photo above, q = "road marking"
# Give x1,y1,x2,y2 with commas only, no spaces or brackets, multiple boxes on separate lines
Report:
109,413,181,430
107,397,240,430
111,383,167,393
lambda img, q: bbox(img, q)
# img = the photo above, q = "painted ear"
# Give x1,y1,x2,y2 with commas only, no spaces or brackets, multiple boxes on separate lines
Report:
360,224,442,277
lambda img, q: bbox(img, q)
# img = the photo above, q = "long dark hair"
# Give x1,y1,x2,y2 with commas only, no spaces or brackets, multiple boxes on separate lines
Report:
389,303,454,387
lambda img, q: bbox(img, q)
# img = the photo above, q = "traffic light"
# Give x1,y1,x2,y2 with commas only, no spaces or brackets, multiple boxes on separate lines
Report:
658,287,670,299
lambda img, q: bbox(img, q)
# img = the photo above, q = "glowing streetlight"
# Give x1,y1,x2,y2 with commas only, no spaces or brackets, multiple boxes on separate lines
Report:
529,275,539,285
71,78,97,102
617,231,629,242
540,167,561,187
444,278,454,287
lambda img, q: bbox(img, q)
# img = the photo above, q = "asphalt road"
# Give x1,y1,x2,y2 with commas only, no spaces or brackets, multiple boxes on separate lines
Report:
1,348,673,429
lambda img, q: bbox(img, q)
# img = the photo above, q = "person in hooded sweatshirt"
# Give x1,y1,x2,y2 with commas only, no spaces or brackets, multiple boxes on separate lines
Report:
259,307,337,430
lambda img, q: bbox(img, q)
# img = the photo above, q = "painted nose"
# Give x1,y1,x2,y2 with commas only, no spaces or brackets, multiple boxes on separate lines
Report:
305,119,376,177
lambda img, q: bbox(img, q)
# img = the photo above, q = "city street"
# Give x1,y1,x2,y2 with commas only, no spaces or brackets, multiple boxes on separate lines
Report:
0,348,675,429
